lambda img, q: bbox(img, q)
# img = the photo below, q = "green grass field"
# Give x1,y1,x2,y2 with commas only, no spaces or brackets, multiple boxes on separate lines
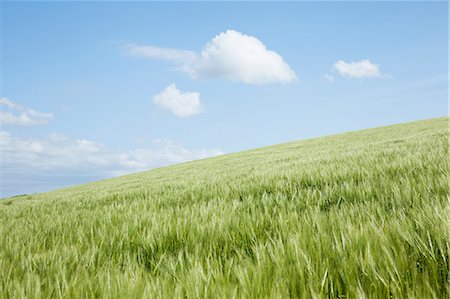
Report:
1,117,449,298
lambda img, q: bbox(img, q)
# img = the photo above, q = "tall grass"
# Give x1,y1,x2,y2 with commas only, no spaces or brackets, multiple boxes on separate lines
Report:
0,117,448,298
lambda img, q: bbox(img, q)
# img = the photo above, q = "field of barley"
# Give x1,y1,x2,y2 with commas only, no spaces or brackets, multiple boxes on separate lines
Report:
0,117,448,298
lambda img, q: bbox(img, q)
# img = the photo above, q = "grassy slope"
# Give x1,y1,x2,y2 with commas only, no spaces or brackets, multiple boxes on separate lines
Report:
0,117,449,298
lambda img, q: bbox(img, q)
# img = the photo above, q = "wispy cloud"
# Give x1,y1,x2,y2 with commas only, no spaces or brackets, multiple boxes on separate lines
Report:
125,29,297,85
126,44,197,64
333,59,383,79
0,97,53,127
0,131,224,197
351,74,448,107
153,84,202,117
323,74,335,83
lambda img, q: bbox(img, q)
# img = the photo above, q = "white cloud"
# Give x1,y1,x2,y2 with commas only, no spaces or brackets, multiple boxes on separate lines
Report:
0,131,224,197
126,45,196,64
0,132,223,172
333,59,382,78
126,29,297,85
0,97,53,127
153,84,202,117
323,74,335,83
117,139,223,169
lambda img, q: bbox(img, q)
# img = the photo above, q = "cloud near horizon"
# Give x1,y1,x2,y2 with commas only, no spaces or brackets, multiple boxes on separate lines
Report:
0,131,224,197
333,59,382,78
153,84,202,117
126,30,297,85
0,97,53,126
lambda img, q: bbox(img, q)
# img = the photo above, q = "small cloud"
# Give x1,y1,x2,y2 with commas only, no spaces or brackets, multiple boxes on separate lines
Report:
153,84,202,117
0,97,53,127
323,74,335,83
333,59,382,78
125,44,196,64
125,29,297,85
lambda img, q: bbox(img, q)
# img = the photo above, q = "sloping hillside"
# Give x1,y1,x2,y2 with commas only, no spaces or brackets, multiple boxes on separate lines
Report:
1,117,448,298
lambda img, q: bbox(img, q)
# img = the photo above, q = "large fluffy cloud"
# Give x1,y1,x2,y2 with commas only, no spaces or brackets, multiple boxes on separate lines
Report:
126,30,297,85
153,84,202,117
0,132,224,197
333,59,381,78
0,97,53,126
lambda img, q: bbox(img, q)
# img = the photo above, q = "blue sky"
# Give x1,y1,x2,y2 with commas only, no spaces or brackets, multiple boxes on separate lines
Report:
1,1,448,197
